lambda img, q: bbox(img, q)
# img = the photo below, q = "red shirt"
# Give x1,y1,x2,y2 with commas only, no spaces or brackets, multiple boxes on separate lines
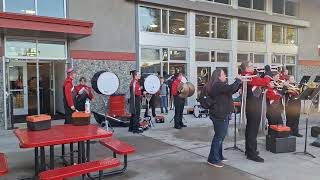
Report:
241,72,271,87
130,80,142,96
171,79,181,96
280,73,286,81
63,76,74,107
266,88,282,101
74,84,94,100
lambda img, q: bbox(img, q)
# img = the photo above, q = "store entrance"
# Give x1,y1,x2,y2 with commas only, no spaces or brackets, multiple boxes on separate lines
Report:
5,59,66,124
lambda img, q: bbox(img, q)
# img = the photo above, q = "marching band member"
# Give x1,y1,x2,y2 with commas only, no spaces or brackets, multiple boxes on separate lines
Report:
266,73,284,126
240,61,271,163
171,73,186,129
63,67,76,124
285,75,303,137
74,77,94,112
129,70,144,134
280,69,289,81
207,69,242,168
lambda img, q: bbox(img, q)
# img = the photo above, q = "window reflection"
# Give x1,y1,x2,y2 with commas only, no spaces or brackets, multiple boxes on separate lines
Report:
6,40,37,57
38,41,66,58
272,25,282,43
169,11,186,35
5,0,65,18
217,18,230,39
141,48,161,77
196,52,209,61
286,27,297,45
139,6,161,33
5,0,35,15
38,0,65,18
196,15,210,37
170,50,186,61
238,21,249,41
217,52,230,62
255,23,265,42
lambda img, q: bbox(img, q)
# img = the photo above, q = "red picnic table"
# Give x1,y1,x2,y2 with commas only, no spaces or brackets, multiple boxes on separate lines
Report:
14,124,112,176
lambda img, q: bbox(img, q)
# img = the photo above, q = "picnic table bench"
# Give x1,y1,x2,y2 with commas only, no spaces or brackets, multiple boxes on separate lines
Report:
0,153,8,176
39,157,120,180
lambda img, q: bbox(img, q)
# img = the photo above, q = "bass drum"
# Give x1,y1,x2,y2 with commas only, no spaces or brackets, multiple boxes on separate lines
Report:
144,75,161,94
92,71,120,95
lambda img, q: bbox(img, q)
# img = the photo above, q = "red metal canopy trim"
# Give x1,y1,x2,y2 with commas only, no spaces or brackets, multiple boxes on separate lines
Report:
0,12,93,36
71,50,136,61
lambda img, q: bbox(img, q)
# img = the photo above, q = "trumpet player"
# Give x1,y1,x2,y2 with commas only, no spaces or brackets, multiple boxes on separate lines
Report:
240,61,271,163
171,72,186,129
266,73,285,126
285,75,303,137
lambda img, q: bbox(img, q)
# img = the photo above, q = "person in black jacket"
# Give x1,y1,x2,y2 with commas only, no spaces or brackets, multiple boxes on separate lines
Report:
207,68,242,168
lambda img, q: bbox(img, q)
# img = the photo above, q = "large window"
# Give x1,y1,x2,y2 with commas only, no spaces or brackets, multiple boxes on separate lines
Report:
141,47,187,78
195,15,230,39
272,54,297,75
217,18,231,39
196,51,210,61
140,48,161,76
217,52,230,62
169,11,186,35
237,53,265,63
239,0,265,11
140,6,186,35
272,25,283,43
238,21,265,42
272,25,297,45
4,0,65,18
286,26,297,45
5,39,66,59
238,21,249,41
140,7,161,33
273,0,298,16
195,15,210,37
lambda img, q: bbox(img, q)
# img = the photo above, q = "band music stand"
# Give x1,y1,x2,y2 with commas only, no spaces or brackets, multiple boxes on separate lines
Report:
313,76,320,83
293,86,320,158
299,76,311,85
225,103,244,152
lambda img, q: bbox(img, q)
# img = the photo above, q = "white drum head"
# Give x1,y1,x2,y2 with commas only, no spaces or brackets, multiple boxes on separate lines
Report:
144,75,160,94
97,72,119,95
181,76,187,83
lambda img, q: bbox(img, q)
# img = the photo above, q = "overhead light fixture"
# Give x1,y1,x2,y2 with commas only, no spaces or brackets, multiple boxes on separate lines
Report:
150,24,158,28
178,27,185,31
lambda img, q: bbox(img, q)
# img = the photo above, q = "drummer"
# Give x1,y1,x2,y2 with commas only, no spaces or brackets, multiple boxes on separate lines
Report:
129,70,144,134
171,72,187,129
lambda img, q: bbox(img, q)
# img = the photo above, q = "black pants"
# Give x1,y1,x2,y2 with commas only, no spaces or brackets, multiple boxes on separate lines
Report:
286,99,301,135
174,96,185,127
144,95,156,117
245,96,262,157
63,99,74,124
130,96,141,131
266,101,283,126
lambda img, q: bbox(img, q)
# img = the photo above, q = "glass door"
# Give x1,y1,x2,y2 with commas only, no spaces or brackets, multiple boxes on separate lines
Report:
8,62,28,115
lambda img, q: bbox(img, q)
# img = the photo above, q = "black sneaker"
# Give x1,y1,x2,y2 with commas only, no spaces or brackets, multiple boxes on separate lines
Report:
247,155,264,163
133,129,143,134
181,124,187,128
174,126,182,129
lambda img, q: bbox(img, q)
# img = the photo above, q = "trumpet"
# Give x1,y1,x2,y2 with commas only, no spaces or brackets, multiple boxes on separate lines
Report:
239,75,258,82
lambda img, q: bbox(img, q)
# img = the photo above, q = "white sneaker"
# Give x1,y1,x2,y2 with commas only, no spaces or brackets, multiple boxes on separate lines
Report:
207,161,224,168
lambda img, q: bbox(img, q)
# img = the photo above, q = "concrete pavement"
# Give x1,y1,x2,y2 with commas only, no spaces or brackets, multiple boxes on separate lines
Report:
0,108,320,180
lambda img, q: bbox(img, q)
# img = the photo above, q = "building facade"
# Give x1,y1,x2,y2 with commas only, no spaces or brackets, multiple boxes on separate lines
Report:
0,0,319,129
